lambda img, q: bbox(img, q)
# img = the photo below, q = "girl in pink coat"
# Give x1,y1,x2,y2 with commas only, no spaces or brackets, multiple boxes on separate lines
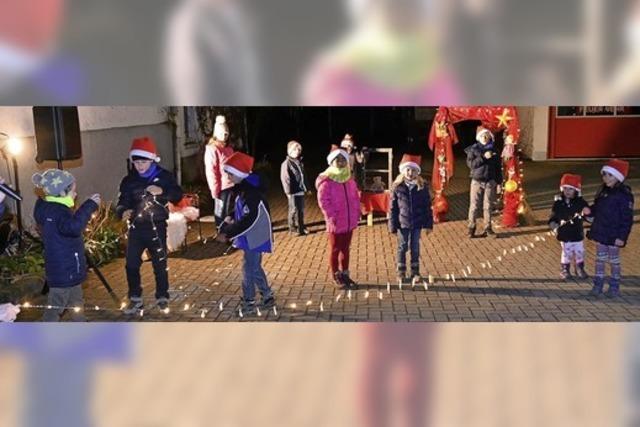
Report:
204,115,235,226
316,145,361,288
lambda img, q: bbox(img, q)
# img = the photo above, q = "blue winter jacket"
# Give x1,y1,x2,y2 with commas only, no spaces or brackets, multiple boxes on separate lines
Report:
389,181,433,233
222,174,273,253
465,142,503,183
587,184,634,246
33,198,99,288
115,166,183,226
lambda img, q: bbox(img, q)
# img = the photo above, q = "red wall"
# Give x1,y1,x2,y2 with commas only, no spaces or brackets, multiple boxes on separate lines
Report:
549,107,640,158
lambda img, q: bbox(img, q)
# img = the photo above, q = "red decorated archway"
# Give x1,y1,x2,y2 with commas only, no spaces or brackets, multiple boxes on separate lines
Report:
427,106,526,227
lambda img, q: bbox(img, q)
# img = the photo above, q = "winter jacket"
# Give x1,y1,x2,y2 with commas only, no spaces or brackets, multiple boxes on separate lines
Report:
222,173,273,253
33,198,98,288
465,142,503,183
204,143,234,199
315,174,360,234
587,184,634,246
280,156,308,195
548,195,588,242
389,181,433,233
115,166,183,227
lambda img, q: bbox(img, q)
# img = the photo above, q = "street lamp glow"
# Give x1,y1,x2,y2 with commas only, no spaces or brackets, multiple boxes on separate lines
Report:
7,137,22,155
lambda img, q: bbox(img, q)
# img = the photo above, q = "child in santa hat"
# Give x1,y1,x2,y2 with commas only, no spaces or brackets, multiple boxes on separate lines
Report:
204,115,235,226
548,174,590,280
280,140,310,236
465,126,503,238
116,137,183,314
216,152,276,315
389,154,433,285
341,133,365,188
316,145,361,288
32,169,101,321
585,159,634,297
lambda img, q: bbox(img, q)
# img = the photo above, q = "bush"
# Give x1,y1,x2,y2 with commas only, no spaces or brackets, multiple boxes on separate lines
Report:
84,202,126,266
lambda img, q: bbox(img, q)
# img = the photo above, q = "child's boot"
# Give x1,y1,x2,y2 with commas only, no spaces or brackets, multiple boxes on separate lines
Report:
123,297,144,315
397,271,407,286
576,262,589,279
239,299,257,317
589,277,604,297
341,270,357,289
467,226,476,238
261,294,276,309
560,263,572,280
332,271,345,288
605,280,620,298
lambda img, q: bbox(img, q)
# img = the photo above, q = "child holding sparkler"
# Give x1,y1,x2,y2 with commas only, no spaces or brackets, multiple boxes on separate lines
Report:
585,159,634,297
548,174,589,280
116,137,183,314
32,169,101,321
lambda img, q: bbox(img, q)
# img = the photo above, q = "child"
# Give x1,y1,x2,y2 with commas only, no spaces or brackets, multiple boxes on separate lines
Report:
341,134,365,188
204,115,235,226
389,154,433,284
586,159,634,297
216,152,276,315
32,169,101,321
280,140,309,236
548,174,589,279
316,145,361,288
116,137,183,314
465,126,503,238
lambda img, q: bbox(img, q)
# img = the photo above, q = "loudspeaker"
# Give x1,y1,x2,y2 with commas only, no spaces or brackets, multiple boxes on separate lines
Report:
33,107,82,163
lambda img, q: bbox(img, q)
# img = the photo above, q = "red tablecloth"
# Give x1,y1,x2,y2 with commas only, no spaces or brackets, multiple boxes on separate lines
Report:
361,191,390,215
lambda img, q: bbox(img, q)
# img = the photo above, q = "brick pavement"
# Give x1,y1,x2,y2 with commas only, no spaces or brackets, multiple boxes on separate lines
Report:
18,159,640,321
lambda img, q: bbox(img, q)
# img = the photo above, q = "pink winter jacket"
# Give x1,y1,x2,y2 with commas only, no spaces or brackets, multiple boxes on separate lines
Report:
316,174,361,234
204,143,235,199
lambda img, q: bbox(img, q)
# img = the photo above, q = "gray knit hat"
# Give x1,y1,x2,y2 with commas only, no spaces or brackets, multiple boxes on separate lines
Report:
32,169,76,197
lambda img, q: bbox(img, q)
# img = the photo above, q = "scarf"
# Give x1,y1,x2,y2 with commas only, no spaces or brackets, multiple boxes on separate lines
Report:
139,162,158,179
404,179,417,191
323,166,351,183
45,195,75,208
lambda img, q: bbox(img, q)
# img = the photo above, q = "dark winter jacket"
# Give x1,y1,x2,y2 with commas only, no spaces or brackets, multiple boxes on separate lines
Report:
280,156,308,195
389,181,433,233
465,142,503,183
222,173,273,253
115,166,183,227
586,184,635,246
33,198,98,288
548,195,588,242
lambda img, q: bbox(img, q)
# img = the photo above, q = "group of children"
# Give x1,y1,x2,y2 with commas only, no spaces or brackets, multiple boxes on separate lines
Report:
549,159,634,297
29,121,635,320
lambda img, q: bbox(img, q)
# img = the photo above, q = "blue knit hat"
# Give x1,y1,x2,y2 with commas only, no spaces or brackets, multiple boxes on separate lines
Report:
32,169,76,197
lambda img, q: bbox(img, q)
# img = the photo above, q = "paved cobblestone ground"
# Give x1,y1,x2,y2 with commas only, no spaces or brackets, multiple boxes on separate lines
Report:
18,159,640,321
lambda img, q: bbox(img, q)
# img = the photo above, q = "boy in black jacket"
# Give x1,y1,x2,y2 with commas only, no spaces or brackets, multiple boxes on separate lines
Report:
280,140,309,236
116,137,183,314
465,126,503,238
549,174,590,279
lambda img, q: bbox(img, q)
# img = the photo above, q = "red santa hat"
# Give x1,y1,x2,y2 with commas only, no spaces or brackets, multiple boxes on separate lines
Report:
129,136,160,162
340,133,354,149
476,126,494,142
327,144,349,165
559,173,582,194
601,158,629,183
223,151,254,179
399,154,422,173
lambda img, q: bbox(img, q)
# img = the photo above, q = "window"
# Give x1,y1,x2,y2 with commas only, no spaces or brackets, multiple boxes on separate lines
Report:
556,106,640,117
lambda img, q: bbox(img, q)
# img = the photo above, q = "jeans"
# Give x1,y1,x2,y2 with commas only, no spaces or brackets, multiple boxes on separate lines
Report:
242,250,272,302
287,195,305,233
468,179,497,230
397,228,421,275
126,224,169,300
